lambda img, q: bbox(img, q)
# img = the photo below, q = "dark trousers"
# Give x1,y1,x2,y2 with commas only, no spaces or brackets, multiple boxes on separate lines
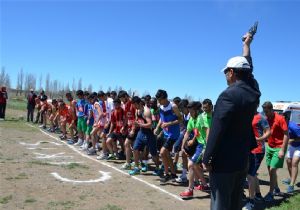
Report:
27,105,35,122
209,168,247,210
0,103,6,119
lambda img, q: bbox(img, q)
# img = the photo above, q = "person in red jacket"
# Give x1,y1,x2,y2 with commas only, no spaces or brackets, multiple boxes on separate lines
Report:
0,86,8,120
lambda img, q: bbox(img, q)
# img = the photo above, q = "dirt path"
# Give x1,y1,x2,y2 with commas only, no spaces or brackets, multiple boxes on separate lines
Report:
0,120,296,210
0,121,208,210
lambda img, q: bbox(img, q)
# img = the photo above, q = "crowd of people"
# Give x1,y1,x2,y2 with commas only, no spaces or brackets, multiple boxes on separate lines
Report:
24,86,299,210
2,32,298,210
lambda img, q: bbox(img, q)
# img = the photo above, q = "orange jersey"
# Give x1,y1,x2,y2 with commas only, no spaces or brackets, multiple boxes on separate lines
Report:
59,105,74,123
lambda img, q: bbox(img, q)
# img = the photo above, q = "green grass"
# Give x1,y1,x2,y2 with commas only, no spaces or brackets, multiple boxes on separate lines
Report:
15,172,28,179
25,198,37,203
99,204,123,210
7,98,27,110
6,173,28,180
0,121,35,132
0,195,13,204
267,193,300,210
48,201,76,210
29,160,55,166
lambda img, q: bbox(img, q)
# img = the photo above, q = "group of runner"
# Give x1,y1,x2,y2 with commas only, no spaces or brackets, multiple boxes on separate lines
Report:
27,88,299,210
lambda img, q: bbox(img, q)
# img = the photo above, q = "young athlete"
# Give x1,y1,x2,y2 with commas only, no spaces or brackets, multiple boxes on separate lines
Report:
129,96,160,175
155,89,182,183
180,101,209,198
106,98,126,160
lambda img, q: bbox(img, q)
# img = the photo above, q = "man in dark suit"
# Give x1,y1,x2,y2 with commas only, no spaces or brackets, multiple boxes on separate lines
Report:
27,88,37,122
202,33,261,210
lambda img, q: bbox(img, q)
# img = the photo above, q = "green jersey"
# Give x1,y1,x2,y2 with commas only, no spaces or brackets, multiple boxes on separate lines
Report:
187,114,207,145
201,112,212,129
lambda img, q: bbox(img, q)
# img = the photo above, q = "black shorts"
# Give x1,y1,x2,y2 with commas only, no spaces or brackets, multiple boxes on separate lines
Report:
162,137,177,151
102,123,111,135
248,153,265,176
108,132,125,142
126,129,139,141
184,140,198,157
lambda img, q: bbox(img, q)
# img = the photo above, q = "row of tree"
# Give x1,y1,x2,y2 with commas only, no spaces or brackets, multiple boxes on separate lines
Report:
1,67,195,101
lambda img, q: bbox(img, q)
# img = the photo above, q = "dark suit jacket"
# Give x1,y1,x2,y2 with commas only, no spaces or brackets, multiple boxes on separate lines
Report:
203,79,261,173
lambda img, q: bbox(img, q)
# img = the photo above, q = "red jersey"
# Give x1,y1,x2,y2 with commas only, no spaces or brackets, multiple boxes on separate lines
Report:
267,112,288,148
111,107,125,133
124,100,136,129
59,105,74,124
251,113,269,154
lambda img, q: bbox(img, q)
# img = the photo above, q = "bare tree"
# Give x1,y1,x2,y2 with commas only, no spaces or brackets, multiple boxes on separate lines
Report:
0,67,5,85
45,73,50,94
65,82,70,92
0,67,11,88
53,80,58,97
142,90,150,97
88,84,93,93
39,74,43,90
24,73,36,91
118,86,123,94
72,78,76,96
183,94,194,102
133,90,139,97
78,78,82,90
18,68,24,95
5,73,11,88
107,86,112,93
49,81,53,98
16,73,21,96
114,85,118,93
128,88,133,97
58,82,65,99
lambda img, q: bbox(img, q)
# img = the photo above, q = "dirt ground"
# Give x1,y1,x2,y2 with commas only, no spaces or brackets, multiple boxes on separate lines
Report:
0,109,298,210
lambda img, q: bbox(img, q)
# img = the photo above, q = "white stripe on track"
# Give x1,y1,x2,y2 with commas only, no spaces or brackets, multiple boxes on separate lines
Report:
26,123,183,201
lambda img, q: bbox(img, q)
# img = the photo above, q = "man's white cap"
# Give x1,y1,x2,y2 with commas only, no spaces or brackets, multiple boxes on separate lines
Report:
30,88,34,91
221,56,251,72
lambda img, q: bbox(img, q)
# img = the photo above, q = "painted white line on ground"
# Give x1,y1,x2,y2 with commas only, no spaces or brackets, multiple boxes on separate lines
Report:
33,152,73,159
27,147,58,150
26,123,183,201
19,141,63,146
51,171,111,183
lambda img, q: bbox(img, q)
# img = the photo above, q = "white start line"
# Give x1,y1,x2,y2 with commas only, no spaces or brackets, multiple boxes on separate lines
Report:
33,152,73,159
19,141,63,146
27,147,57,150
51,171,111,184
47,161,84,165
26,123,183,201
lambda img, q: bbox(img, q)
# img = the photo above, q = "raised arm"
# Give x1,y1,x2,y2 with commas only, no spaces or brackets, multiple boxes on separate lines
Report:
242,32,253,57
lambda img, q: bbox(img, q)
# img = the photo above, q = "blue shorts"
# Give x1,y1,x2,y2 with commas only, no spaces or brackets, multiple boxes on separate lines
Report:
248,153,265,176
190,143,204,164
133,130,157,157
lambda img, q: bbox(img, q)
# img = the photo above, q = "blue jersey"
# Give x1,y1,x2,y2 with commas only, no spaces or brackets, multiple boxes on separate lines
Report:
159,102,180,140
76,99,86,118
289,121,300,147
87,103,94,126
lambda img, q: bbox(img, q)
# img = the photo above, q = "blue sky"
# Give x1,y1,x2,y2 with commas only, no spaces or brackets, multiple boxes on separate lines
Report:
1,0,300,104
